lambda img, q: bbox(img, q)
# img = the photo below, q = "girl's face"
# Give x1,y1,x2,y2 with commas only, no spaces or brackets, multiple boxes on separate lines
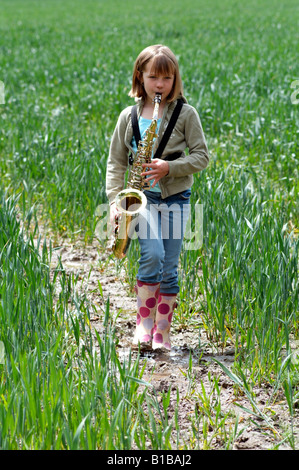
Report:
141,59,175,105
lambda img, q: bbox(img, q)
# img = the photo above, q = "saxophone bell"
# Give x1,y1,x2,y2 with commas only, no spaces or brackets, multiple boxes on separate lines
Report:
115,188,147,215
112,188,147,259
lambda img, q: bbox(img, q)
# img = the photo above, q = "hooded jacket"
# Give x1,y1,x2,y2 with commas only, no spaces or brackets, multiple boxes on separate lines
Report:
106,96,209,203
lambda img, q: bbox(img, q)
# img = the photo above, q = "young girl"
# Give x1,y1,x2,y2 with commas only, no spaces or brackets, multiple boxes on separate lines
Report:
106,44,209,352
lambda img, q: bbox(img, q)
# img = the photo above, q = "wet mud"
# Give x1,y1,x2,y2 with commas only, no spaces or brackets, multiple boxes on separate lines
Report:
44,233,297,450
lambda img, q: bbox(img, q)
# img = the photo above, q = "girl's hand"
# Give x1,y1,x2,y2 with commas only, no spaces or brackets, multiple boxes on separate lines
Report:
141,159,169,187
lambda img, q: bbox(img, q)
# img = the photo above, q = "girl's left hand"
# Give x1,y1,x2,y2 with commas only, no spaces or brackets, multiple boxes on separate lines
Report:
141,159,169,187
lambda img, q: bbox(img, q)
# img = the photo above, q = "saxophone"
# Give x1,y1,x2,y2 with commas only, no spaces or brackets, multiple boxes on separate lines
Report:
112,93,162,259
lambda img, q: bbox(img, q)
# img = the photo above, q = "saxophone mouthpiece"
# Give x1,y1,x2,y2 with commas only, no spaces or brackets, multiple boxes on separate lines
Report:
154,93,162,104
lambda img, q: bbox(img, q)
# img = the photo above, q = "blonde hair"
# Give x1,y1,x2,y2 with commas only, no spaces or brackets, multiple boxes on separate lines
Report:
129,44,183,102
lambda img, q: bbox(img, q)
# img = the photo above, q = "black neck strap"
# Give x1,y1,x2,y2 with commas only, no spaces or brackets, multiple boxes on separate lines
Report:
131,99,183,160
131,104,141,149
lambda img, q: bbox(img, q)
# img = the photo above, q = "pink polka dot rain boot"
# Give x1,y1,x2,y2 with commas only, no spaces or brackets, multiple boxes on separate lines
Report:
132,280,160,349
152,293,177,351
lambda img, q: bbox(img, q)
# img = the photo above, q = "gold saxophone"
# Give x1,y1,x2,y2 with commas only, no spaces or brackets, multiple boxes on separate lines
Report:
112,93,162,259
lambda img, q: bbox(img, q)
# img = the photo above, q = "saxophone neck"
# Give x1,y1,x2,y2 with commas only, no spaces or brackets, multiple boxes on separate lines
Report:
152,93,162,121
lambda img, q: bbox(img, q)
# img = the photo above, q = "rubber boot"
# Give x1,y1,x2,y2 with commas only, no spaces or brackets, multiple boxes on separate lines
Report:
152,293,177,351
132,280,160,349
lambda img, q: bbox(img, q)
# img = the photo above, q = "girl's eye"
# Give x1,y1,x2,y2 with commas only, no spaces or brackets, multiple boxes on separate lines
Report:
148,76,172,80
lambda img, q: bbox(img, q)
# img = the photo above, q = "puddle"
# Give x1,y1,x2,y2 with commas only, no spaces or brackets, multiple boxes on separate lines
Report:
117,343,235,371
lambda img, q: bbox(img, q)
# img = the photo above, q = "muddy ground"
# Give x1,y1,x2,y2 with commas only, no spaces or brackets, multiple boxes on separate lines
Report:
43,233,298,450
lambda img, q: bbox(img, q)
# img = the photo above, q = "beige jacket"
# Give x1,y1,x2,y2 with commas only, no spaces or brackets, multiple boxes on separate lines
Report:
106,97,209,203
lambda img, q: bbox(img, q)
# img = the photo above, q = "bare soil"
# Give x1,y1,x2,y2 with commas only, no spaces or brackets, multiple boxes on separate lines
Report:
44,233,298,450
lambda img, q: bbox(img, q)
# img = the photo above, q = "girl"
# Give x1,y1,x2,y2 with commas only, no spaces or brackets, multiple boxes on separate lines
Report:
106,44,209,352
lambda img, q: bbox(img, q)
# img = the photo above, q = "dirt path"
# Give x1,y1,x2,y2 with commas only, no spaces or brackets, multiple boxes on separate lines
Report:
43,233,296,450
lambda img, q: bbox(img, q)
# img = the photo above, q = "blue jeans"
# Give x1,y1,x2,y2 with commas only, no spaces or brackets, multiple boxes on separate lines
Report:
135,189,191,294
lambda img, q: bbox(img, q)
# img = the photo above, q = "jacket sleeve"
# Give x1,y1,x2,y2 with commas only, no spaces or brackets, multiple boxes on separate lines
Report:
105,109,130,204
167,105,209,177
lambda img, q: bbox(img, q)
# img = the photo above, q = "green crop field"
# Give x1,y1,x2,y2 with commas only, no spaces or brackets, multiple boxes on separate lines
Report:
0,0,298,450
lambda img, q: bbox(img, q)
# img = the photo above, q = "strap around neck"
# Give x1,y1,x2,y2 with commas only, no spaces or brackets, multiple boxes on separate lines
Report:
131,98,183,159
